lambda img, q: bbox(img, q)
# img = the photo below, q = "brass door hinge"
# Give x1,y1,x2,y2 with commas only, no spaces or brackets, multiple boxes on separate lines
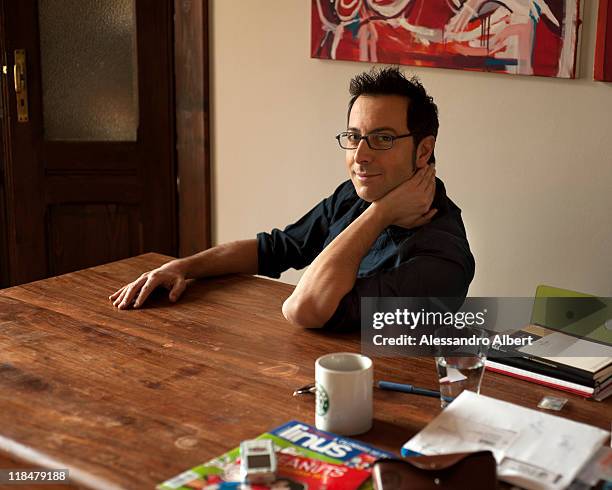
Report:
13,49,29,122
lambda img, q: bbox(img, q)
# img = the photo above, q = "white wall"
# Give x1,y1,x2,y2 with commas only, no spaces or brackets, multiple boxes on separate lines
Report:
210,0,612,297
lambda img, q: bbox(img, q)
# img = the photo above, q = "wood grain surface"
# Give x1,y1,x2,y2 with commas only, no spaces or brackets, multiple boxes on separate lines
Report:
0,253,609,489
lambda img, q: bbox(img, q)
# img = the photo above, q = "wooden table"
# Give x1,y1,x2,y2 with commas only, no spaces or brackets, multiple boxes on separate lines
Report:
0,253,609,489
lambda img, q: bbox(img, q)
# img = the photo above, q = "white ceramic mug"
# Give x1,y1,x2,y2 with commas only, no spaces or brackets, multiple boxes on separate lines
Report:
315,352,373,435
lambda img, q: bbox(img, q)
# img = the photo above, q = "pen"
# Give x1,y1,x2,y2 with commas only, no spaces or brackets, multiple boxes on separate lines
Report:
293,383,316,396
294,381,453,403
378,380,442,399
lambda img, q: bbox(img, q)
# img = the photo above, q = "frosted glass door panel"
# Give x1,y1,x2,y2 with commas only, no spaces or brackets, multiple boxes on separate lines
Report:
38,0,139,141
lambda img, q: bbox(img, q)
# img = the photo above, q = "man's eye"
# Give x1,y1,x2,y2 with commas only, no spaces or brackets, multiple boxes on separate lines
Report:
346,133,361,142
373,134,393,143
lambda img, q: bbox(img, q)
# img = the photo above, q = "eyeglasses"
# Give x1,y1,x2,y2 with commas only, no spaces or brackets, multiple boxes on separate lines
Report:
335,131,413,150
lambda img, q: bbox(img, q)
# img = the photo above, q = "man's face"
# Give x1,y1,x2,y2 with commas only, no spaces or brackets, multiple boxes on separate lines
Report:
346,95,417,202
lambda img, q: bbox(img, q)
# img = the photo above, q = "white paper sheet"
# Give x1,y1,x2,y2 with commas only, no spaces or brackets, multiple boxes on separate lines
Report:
402,391,609,490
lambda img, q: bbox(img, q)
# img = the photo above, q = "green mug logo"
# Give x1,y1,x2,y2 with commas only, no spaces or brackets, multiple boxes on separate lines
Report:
316,383,329,416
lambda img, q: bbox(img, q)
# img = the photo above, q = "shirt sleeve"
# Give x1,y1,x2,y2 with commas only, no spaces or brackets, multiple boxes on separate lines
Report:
257,198,332,279
323,255,471,331
257,181,355,279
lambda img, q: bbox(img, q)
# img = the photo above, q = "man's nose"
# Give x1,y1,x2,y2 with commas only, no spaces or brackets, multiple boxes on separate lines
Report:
353,137,374,164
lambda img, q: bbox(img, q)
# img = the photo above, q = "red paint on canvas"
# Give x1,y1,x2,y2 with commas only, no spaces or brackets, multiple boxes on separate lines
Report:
311,0,580,78
595,0,612,81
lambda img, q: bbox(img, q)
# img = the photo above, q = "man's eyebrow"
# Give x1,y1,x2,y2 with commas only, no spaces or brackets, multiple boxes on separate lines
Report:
346,126,399,134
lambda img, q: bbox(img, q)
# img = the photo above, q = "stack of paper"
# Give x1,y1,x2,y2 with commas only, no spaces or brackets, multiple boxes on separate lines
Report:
402,391,609,490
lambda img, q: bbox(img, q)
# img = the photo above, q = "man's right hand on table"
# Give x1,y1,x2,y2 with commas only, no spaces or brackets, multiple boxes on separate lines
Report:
109,260,187,309
108,239,259,310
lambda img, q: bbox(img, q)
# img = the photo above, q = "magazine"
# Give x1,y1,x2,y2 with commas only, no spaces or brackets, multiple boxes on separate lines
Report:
157,421,396,490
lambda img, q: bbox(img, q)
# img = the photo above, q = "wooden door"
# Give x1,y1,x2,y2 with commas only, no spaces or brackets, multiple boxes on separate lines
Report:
0,0,176,286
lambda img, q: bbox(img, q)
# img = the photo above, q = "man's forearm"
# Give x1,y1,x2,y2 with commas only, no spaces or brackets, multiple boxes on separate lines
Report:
173,239,259,279
283,205,388,328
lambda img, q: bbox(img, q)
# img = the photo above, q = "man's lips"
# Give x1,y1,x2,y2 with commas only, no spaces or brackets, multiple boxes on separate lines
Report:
354,172,382,182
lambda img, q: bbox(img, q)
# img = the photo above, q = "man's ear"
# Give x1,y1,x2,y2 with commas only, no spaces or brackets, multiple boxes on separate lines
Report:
415,136,436,168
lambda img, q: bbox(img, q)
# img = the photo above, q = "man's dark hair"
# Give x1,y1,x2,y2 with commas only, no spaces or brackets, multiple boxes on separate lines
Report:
347,67,439,164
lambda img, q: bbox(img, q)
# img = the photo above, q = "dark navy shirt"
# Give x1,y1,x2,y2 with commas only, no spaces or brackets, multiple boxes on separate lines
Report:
257,178,475,330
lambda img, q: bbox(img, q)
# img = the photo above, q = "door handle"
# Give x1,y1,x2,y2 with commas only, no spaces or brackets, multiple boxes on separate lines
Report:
13,49,29,122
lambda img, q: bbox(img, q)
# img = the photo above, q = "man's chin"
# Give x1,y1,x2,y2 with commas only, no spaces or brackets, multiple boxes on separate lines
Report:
353,183,383,203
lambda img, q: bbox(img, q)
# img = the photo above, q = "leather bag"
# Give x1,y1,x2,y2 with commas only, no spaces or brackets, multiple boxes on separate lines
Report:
372,451,498,490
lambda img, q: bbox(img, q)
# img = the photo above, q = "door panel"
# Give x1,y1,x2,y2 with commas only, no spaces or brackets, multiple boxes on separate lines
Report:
1,0,176,286
47,203,141,276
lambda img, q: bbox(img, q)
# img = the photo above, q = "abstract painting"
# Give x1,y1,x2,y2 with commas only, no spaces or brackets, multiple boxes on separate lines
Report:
595,0,612,81
311,0,581,78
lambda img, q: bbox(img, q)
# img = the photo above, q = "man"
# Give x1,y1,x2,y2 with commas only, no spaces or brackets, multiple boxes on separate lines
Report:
110,67,474,330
